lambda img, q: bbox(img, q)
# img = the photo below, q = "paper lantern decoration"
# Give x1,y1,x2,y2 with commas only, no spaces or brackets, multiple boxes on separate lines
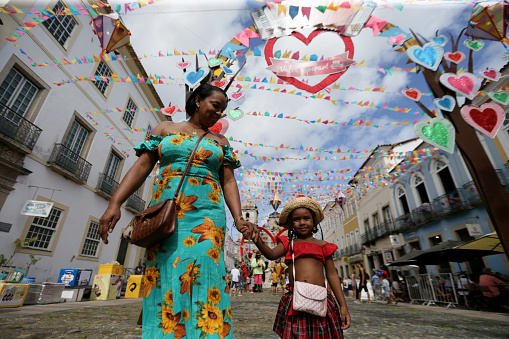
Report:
270,191,281,212
466,2,509,50
90,14,131,54
335,190,345,209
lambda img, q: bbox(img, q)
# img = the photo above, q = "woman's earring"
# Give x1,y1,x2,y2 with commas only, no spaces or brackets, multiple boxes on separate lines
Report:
197,104,200,108
312,225,318,233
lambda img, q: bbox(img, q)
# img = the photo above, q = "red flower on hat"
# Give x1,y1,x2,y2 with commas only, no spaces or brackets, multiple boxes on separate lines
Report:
295,195,312,199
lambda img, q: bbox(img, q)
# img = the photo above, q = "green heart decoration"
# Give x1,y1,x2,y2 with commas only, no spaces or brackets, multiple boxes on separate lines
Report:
226,108,244,121
208,58,222,68
488,91,509,106
463,39,484,52
415,117,455,154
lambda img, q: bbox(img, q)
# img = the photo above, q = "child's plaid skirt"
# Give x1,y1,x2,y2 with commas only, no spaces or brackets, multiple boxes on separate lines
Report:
273,289,344,339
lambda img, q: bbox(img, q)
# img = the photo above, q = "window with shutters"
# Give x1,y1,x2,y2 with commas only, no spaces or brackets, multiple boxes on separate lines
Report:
93,62,112,95
80,220,101,257
24,207,63,250
123,98,137,127
42,0,77,48
0,68,39,125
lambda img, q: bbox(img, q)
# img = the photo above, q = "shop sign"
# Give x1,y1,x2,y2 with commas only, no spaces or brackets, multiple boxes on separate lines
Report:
466,223,483,237
20,200,54,217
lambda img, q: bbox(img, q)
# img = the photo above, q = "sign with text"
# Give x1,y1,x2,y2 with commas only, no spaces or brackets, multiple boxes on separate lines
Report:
20,200,54,217
466,223,483,237
385,251,394,263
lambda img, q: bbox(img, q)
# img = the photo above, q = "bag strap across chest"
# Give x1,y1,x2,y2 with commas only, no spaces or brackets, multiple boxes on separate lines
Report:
291,238,327,288
172,131,209,200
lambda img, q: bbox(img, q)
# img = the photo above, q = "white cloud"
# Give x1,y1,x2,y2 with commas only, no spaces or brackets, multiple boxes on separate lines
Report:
119,1,499,220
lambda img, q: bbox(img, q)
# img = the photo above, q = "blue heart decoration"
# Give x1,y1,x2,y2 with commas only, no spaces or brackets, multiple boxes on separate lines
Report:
184,67,209,88
431,35,448,46
407,42,444,71
434,95,456,112
220,64,233,74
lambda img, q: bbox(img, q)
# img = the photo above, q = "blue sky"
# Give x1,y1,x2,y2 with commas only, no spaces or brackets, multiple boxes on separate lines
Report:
122,0,507,226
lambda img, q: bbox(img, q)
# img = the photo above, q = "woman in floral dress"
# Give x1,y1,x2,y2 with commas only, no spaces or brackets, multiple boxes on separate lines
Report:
99,84,258,338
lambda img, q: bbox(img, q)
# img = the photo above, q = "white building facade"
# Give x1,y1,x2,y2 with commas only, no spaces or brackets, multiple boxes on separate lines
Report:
0,1,164,282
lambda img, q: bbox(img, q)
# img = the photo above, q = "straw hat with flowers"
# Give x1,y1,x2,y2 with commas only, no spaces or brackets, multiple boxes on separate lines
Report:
278,196,324,227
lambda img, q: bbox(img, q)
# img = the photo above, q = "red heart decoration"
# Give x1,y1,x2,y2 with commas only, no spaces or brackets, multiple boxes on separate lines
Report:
265,29,354,94
444,51,465,64
402,88,422,101
230,92,245,101
211,80,226,88
162,105,178,116
483,70,497,79
177,62,190,69
470,108,498,132
209,119,229,134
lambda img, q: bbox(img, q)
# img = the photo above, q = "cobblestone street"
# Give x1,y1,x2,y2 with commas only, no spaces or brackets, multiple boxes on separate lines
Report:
0,292,508,338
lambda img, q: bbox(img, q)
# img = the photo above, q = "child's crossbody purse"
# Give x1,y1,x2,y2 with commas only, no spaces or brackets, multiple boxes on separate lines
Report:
291,239,328,317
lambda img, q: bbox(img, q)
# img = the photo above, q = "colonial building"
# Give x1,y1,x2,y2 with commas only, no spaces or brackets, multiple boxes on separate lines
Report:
353,138,421,273
0,1,164,282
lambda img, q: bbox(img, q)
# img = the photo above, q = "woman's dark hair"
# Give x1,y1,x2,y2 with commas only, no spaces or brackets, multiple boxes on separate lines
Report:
185,83,228,116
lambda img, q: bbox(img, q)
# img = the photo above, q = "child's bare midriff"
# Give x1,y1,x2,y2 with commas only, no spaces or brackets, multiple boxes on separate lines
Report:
287,257,326,288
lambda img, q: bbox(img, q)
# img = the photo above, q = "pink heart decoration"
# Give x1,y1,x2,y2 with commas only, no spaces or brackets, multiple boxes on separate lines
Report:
388,34,405,46
402,88,422,101
162,105,178,116
211,80,226,89
460,103,505,138
479,68,501,82
444,51,465,64
230,92,245,102
176,62,191,69
209,119,229,135
439,72,482,100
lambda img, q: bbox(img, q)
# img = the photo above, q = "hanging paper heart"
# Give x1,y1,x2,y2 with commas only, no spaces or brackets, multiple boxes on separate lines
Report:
226,108,244,121
176,62,190,69
415,117,455,154
162,105,178,117
479,68,501,82
439,72,482,100
488,91,509,106
265,29,354,94
230,92,245,102
463,39,484,52
406,42,444,71
184,67,209,88
209,118,229,135
460,103,505,138
401,88,422,101
208,58,222,68
220,64,233,74
211,80,227,89
444,51,465,64
433,95,456,112
431,35,448,47
388,33,406,46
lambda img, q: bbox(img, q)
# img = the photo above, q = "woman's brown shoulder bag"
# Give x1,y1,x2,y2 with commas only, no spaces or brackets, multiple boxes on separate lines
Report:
128,132,209,248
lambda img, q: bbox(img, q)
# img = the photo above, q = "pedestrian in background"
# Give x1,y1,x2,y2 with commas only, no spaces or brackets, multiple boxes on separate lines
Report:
251,250,266,292
230,264,241,297
382,273,397,305
355,263,371,304
371,271,381,300
271,268,279,295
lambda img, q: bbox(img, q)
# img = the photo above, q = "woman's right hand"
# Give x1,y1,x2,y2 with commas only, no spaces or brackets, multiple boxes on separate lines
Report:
99,204,121,244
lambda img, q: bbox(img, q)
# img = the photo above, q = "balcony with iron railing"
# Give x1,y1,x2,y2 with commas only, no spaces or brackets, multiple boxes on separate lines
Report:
361,220,396,245
125,193,146,214
392,185,486,233
344,243,363,256
0,102,42,153
48,144,91,184
96,173,120,200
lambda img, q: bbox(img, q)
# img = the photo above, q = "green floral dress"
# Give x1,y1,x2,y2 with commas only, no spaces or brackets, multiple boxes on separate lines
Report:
134,133,241,339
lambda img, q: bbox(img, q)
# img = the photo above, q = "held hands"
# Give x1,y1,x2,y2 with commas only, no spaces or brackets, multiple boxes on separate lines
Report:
235,219,260,242
98,204,121,244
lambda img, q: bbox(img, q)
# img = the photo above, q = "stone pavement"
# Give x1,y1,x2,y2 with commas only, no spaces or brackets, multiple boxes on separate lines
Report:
0,291,508,338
